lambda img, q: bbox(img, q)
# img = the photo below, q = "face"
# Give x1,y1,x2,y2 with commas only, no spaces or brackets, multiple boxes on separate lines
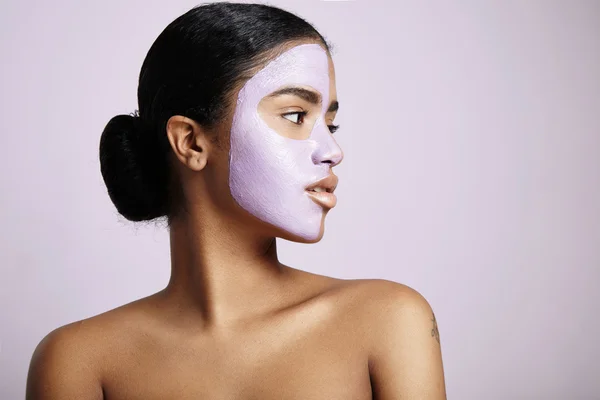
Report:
228,43,343,242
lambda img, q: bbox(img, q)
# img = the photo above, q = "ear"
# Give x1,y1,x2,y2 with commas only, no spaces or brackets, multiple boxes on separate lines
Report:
166,115,211,172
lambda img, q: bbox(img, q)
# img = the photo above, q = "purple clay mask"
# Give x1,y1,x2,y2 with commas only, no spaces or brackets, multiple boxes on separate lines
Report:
228,43,343,241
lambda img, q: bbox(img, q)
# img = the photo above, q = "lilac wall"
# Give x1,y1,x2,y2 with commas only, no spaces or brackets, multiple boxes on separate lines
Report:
1,1,599,398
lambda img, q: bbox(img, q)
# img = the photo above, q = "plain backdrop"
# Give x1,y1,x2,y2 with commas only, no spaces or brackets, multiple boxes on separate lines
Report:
1,0,599,399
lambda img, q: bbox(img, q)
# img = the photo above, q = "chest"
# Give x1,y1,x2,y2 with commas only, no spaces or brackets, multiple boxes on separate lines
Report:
102,316,373,399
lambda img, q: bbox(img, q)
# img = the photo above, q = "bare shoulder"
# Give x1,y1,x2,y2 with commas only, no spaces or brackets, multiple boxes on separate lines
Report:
299,275,439,340
26,297,157,399
334,278,446,399
344,277,428,300
333,278,441,350
311,277,446,397
317,277,436,323
357,278,436,320
26,317,104,399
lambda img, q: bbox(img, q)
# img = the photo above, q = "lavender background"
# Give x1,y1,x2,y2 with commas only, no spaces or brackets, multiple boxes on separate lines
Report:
1,0,599,399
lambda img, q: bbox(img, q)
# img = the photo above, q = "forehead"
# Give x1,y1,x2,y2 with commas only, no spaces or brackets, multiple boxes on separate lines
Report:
237,43,330,105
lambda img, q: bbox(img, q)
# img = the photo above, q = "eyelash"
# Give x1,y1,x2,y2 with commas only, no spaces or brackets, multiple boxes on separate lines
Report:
282,111,340,134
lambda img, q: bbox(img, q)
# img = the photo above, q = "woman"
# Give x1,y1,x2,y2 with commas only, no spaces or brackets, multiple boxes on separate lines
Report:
26,3,446,399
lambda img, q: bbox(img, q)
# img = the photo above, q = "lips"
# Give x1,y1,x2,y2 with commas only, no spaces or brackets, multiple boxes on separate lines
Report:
305,174,338,209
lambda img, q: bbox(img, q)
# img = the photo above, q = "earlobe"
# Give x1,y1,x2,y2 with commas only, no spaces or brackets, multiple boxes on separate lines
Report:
166,115,209,171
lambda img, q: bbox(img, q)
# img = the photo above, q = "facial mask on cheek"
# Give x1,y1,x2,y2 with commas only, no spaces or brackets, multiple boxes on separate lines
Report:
228,44,342,240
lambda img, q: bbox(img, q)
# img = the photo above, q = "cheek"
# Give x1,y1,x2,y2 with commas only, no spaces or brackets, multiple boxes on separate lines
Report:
232,114,315,184
227,105,323,236
202,144,234,206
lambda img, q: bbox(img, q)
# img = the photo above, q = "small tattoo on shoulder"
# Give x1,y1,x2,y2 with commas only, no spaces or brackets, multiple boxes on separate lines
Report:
431,313,440,344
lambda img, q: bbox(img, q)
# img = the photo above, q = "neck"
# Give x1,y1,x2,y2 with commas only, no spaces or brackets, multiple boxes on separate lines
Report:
162,208,294,329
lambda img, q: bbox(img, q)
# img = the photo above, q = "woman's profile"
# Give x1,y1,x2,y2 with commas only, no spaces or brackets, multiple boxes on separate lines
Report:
26,3,446,399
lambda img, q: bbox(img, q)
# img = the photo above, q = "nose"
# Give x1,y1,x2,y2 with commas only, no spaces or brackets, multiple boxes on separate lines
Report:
319,146,343,167
312,127,344,167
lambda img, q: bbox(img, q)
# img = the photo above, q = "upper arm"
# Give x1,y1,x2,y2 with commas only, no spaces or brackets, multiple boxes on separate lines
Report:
26,324,103,400
366,280,446,399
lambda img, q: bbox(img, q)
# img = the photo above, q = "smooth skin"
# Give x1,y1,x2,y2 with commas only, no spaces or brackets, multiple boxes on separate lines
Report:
26,40,447,400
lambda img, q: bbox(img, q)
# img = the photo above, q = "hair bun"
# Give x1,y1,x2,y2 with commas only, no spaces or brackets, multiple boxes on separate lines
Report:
99,113,168,221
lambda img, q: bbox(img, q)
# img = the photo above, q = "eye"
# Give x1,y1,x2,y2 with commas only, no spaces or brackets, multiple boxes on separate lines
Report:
328,124,340,134
282,111,307,125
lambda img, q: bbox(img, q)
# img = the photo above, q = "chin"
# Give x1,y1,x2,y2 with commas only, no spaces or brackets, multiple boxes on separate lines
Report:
276,215,327,244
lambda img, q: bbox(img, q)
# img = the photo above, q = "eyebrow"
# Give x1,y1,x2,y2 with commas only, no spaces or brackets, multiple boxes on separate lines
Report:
328,100,339,113
267,87,339,113
268,87,320,104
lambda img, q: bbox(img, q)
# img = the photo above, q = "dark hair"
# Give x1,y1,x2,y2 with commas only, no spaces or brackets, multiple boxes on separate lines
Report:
99,2,330,223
